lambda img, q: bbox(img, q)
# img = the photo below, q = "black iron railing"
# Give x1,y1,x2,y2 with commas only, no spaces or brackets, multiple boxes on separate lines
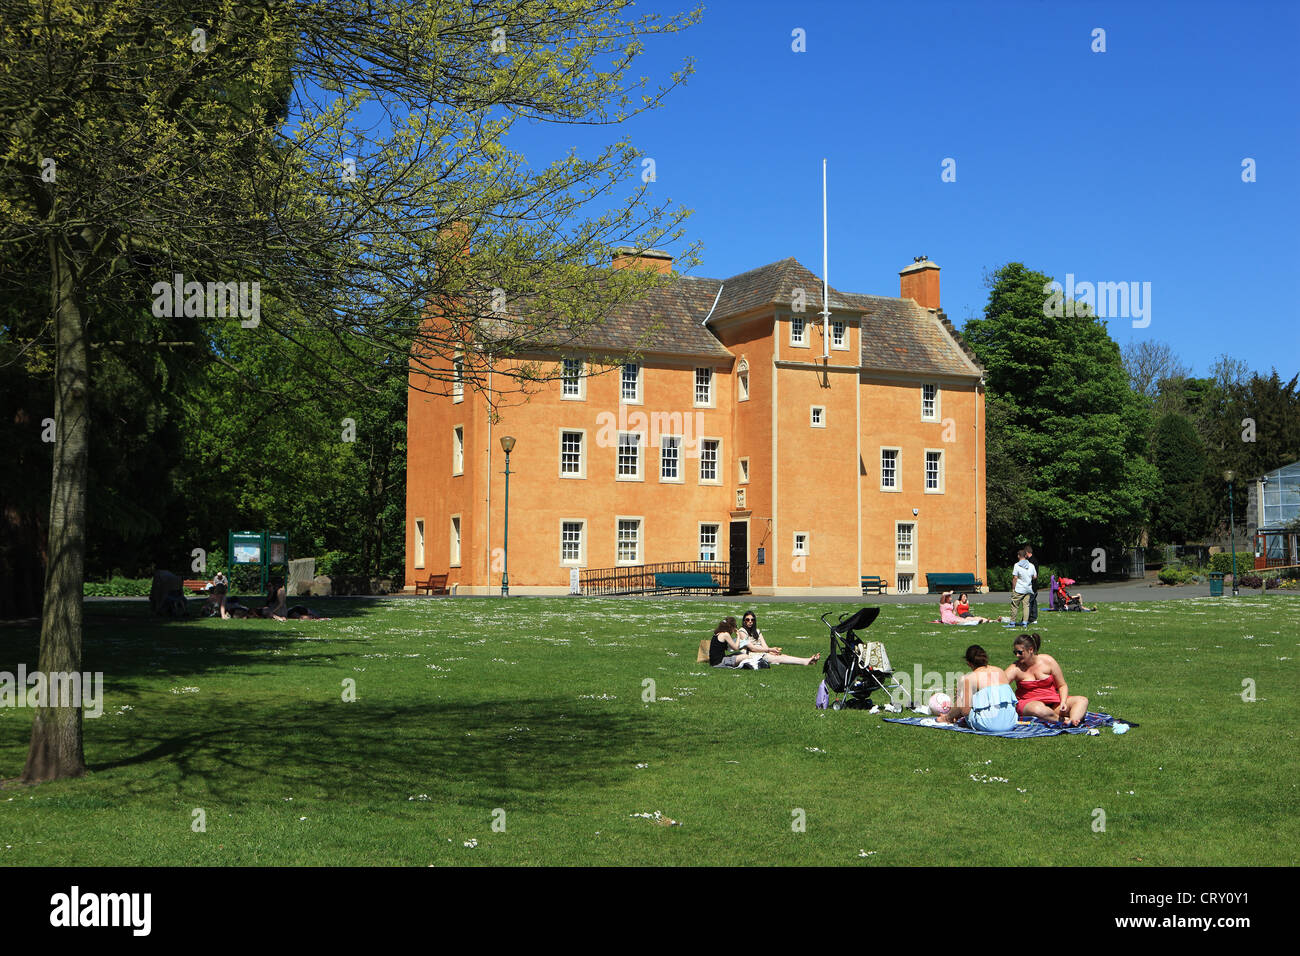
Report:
578,560,747,597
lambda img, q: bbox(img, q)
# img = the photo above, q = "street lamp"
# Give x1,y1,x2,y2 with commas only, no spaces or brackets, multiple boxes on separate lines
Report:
1222,468,1232,595
500,435,516,597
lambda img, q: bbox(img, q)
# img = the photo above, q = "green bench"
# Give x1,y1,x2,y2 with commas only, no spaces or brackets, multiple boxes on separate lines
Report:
654,572,722,593
860,575,887,594
925,573,982,594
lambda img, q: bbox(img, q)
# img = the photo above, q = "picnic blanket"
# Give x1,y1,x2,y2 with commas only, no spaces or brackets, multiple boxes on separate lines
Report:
884,711,1130,738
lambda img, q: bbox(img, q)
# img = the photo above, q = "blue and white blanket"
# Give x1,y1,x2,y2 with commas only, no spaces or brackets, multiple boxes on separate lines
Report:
883,711,1128,738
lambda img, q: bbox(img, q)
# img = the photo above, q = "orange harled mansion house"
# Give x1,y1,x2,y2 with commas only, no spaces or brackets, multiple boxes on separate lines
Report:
406,251,986,596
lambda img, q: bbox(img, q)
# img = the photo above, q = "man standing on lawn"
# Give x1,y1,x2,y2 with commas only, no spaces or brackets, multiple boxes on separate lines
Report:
1011,548,1036,625
1025,544,1039,624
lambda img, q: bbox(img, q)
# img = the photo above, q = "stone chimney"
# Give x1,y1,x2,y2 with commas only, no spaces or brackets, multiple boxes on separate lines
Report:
899,256,940,310
612,247,674,275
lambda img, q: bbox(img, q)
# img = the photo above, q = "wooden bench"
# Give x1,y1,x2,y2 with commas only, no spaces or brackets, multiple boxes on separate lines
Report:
925,572,982,594
653,572,723,594
414,573,450,595
860,575,887,594
182,579,210,594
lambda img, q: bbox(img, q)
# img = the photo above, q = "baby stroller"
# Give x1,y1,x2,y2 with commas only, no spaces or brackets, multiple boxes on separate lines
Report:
819,607,912,711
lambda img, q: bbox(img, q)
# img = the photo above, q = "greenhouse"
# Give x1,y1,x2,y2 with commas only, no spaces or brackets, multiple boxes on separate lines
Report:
1252,460,1300,570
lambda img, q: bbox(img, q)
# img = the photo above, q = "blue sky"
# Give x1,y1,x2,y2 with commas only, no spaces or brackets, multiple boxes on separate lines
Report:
509,0,1298,379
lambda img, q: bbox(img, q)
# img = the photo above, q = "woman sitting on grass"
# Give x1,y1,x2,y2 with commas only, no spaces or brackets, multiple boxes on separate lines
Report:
1004,633,1089,727
737,611,781,654
939,591,992,625
710,617,819,669
935,645,1018,732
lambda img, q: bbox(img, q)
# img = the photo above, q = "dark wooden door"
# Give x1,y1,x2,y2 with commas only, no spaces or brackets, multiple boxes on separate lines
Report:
728,521,749,594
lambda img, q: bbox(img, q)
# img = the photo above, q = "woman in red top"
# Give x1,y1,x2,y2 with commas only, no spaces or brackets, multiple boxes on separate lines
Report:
1004,633,1089,726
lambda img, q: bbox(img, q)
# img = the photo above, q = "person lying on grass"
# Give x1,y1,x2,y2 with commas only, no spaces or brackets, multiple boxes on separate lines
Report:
736,611,781,654
1005,633,1089,726
934,644,1018,733
939,591,993,625
709,617,819,669
260,582,330,621
209,585,251,619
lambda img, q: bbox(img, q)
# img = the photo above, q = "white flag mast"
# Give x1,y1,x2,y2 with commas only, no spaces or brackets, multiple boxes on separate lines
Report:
821,158,830,361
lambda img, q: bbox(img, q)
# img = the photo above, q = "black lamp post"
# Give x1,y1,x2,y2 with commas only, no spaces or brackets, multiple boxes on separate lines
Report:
501,435,515,597
1225,470,1238,596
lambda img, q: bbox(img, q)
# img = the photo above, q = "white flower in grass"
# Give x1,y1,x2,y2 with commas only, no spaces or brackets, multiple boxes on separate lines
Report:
299,816,307,821
463,838,478,848
805,747,825,754
857,850,877,857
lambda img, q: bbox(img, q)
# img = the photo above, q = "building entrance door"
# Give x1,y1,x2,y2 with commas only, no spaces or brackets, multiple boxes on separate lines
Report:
728,521,749,594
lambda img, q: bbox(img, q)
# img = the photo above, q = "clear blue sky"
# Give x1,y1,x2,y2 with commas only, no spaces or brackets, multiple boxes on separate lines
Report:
512,0,1298,380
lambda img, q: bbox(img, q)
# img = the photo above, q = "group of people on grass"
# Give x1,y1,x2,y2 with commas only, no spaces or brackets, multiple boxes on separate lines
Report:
1013,545,1095,620
930,633,1089,732
205,578,328,621
936,545,1095,627
709,613,821,669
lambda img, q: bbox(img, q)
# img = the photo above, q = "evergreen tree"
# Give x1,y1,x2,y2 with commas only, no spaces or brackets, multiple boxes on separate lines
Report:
963,263,1159,564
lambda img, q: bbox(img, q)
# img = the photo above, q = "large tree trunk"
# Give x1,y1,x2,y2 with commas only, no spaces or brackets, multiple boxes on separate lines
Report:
22,239,89,783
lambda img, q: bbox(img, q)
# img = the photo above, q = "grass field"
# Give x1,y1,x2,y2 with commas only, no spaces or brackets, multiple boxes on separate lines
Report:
1,595,1296,866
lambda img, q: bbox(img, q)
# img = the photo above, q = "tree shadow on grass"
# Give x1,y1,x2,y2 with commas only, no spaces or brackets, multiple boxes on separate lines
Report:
88,696,658,810
1,601,392,685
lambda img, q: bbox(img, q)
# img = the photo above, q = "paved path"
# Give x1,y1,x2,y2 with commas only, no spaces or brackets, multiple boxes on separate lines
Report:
84,580,1295,606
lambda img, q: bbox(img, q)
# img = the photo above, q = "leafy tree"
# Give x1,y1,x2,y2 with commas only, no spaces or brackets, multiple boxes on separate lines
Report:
1,0,697,782
981,393,1031,565
1149,412,1210,544
962,263,1159,563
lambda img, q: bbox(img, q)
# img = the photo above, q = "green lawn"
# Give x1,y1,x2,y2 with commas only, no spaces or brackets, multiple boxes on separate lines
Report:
1,595,1296,865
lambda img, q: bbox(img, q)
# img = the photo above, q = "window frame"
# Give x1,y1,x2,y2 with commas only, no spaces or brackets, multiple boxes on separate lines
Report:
449,514,462,568
616,431,644,481
895,521,917,568
810,405,826,428
413,518,425,570
879,447,901,492
699,522,721,562
790,314,808,347
738,457,750,484
559,519,586,566
793,531,810,556
615,516,643,565
452,425,465,476
698,437,722,485
924,448,945,494
452,353,464,403
559,428,586,479
831,319,848,350
561,358,585,401
659,434,683,483
921,383,940,422
620,363,643,405
694,367,714,408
